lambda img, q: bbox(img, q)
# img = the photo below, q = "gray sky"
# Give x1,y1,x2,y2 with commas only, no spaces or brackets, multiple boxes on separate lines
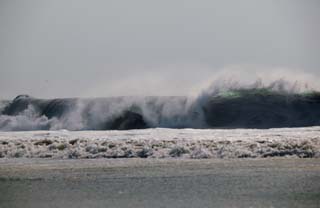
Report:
0,0,319,99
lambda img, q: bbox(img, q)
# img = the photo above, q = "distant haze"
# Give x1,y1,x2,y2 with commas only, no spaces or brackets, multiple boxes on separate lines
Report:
0,0,319,99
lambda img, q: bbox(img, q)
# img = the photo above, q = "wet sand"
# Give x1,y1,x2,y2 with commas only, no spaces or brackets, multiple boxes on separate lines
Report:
0,158,319,208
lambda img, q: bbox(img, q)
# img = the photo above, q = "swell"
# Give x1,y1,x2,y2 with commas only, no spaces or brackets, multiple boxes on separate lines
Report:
1,88,320,131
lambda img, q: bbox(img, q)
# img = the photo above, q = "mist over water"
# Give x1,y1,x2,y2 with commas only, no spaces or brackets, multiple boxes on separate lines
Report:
0,79,320,131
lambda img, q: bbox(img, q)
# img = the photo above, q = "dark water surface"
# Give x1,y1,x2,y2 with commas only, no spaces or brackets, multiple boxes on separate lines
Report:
0,158,319,208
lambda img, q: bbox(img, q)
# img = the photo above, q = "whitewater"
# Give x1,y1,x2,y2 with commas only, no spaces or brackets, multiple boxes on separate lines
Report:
0,80,320,159
0,127,319,159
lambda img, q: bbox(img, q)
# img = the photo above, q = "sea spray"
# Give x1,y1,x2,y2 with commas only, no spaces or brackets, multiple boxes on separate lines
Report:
0,79,320,131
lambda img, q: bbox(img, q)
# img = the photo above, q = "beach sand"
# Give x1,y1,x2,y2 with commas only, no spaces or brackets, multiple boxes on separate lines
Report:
0,158,319,208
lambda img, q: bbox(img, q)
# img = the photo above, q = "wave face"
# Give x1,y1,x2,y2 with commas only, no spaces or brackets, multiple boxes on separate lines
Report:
202,89,320,128
1,86,320,131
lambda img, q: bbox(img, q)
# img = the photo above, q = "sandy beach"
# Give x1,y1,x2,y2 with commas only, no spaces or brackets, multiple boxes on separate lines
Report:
0,158,319,208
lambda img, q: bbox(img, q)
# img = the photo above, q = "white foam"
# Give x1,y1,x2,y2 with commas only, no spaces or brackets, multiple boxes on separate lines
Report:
0,127,319,159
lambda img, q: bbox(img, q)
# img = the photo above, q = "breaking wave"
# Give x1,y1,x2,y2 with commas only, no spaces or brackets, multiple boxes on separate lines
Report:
1,79,320,131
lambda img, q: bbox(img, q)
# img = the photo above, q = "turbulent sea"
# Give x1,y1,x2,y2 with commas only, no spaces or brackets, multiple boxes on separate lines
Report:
1,82,320,131
1,81,320,159
0,127,319,159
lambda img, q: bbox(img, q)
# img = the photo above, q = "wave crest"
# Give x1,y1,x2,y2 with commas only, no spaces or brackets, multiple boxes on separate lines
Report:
1,80,320,131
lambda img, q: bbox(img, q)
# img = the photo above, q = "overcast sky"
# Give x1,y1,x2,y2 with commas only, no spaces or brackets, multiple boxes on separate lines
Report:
0,0,319,99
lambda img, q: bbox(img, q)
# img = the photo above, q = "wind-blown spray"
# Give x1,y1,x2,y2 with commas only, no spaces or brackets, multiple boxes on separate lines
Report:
1,79,320,131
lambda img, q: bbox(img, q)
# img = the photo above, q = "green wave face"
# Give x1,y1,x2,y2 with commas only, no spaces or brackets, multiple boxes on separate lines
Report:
216,88,320,99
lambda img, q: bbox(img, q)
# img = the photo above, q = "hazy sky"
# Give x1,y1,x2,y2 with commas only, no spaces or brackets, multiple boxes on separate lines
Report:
0,0,319,99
